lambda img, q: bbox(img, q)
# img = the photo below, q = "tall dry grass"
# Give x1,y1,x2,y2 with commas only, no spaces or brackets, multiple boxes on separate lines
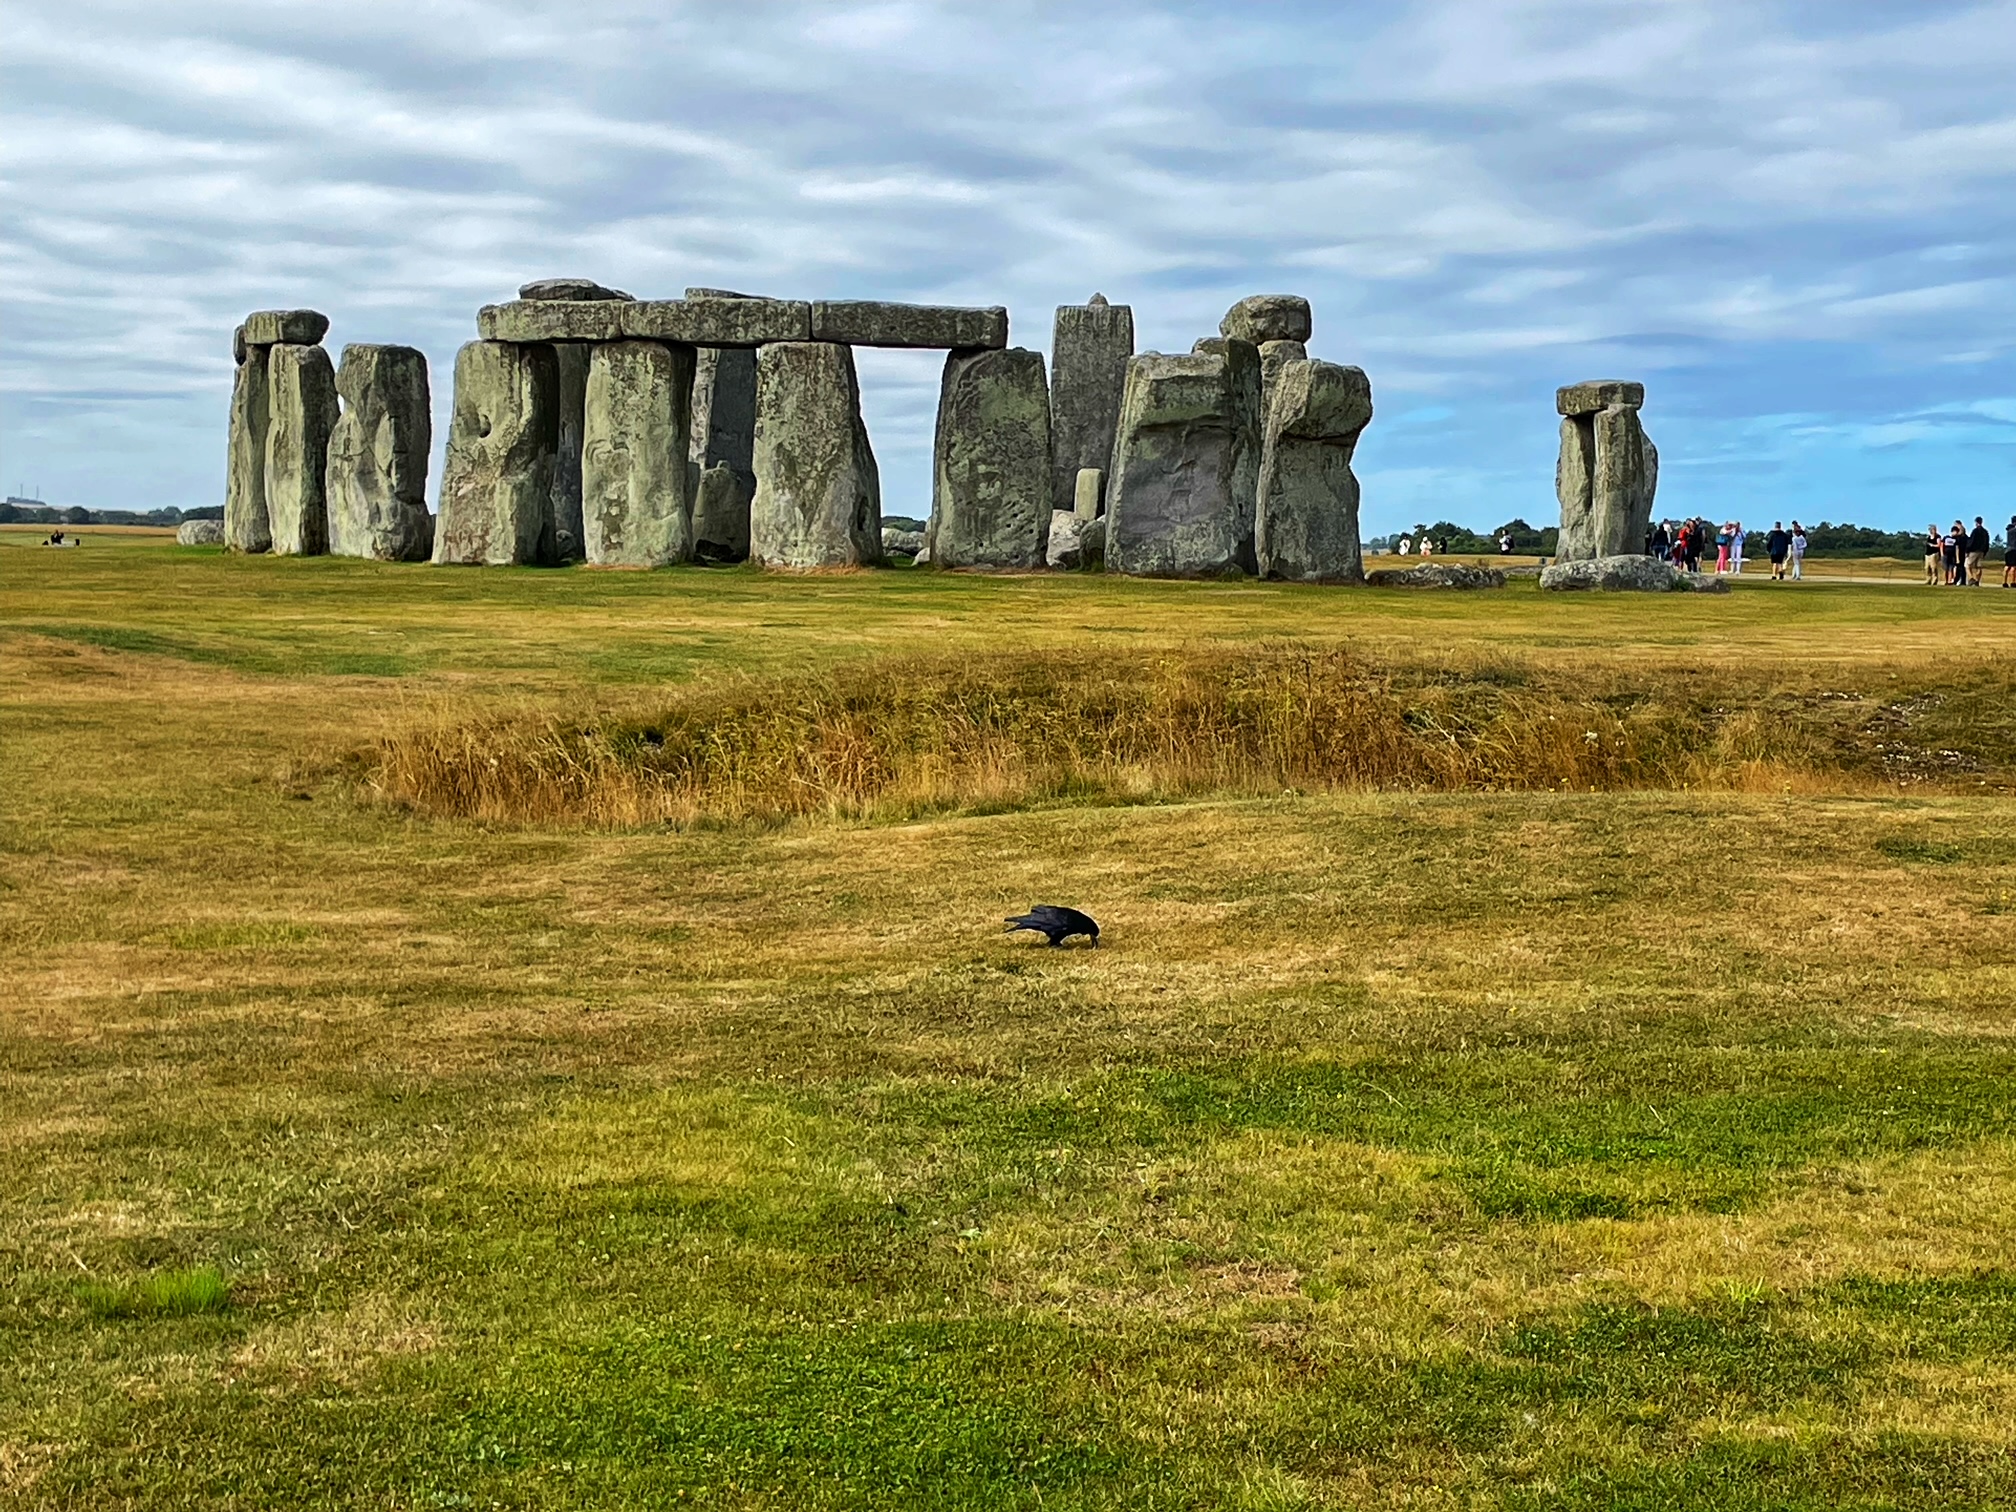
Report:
353,643,1997,828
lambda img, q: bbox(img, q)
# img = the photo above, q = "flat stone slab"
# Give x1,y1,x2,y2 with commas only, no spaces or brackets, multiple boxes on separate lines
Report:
477,298,813,346
1557,380,1644,416
1365,563,1505,589
519,278,632,301
1540,554,1728,592
810,301,1007,349
242,309,330,346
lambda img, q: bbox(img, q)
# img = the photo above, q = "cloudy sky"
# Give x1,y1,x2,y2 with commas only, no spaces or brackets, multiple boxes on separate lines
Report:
4,0,2015,534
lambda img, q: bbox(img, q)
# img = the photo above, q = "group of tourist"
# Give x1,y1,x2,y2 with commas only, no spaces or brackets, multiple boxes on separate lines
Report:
1648,519,1807,578
1395,527,1451,557
1926,517,2010,587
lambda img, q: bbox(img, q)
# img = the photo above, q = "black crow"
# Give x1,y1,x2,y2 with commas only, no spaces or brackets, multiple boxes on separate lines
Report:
1004,904,1100,948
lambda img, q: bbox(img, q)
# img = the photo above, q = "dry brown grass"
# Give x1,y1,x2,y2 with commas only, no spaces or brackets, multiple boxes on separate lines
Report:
361,641,2012,826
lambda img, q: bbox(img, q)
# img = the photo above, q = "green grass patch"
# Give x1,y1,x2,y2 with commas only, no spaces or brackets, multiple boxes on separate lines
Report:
78,1265,232,1320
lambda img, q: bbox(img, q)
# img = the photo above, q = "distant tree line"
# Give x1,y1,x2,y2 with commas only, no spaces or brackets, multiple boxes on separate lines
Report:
1367,519,1557,554
0,503,221,527
1368,517,2007,557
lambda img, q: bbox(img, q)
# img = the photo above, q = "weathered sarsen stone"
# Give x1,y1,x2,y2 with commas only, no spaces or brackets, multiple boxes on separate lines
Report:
1541,554,1726,593
434,341,559,566
1255,359,1373,583
687,289,760,562
1104,342,1262,577
225,344,272,553
264,343,339,556
749,343,883,569
326,344,433,562
1220,294,1312,346
177,518,226,547
1048,295,1134,516
928,346,1052,570
810,301,1007,349
1555,380,1657,560
581,340,696,567
242,309,330,346
1258,339,1306,415
519,277,631,302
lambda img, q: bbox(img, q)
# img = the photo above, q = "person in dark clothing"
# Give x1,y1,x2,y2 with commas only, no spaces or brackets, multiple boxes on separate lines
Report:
1967,517,1991,586
1766,522,1790,580
1943,524,1962,585
2004,539,2016,589
1650,522,1671,560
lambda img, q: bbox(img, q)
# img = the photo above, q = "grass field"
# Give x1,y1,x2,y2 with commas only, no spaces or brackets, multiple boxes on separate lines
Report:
5,525,2016,1509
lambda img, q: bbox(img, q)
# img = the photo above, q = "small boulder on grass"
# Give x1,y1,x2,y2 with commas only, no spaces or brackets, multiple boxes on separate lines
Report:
176,518,226,547
1365,562,1505,589
1541,555,1730,593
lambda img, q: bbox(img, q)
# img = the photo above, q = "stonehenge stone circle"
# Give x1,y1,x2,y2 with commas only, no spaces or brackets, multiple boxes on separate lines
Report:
326,343,433,562
435,340,560,566
225,344,273,553
177,518,226,546
1556,380,1656,560
686,289,760,562
928,346,1052,570
582,340,697,567
750,342,883,569
1255,358,1373,582
1105,340,1262,577
1220,295,1312,346
264,343,340,556
1048,295,1134,516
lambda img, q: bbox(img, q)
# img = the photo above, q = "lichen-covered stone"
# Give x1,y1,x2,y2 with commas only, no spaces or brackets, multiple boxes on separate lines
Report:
478,301,627,343
1104,343,1262,578
434,341,559,566
810,301,1007,349
689,343,757,561
1254,359,1372,583
1555,414,1597,560
927,346,1051,570
1556,380,1644,417
1591,404,1654,560
1219,294,1312,346
581,340,696,567
750,343,883,569
326,344,433,562
225,346,272,553
264,343,339,556
1073,467,1104,522
176,517,226,547
1049,299,1133,515
1258,339,1306,415
1540,555,1727,592
1365,562,1504,589
242,309,330,346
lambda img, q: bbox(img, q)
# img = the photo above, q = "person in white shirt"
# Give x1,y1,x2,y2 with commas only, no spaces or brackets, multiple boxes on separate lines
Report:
1730,522,1745,575
1789,522,1807,580
1397,535,1412,556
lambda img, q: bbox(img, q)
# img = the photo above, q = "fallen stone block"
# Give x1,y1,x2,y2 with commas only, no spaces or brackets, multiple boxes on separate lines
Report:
750,342,883,569
225,344,272,553
1540,555,1728,592
1255,358,1373,583
1220,294,1312,346
176,518,226,547
928,346,1052,570
1049,296,1133,514
881,525,927,558
1046,510,1083,569
582,340,696,567
435,340,559,566
1105,343,1262,578
326,343,433,562
242,309,331,347
264,343,339,556
1365,562,1505,589
519,278,632,301
810,301,1008,349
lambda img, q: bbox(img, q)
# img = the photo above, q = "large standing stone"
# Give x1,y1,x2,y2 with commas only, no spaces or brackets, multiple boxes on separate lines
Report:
927,346,1052,570
1220,295,1312,346
434,341,559,566
687,294,758,562
1258,339,1306,416
1048,296,1134,516
1104,342,1262,578
1255,359,1373,583
750,343,883,569
326,344,433,562
1555,381,1656,560
581,340,696,567
225,344,272,554
550,344,589,560
264,343,339,556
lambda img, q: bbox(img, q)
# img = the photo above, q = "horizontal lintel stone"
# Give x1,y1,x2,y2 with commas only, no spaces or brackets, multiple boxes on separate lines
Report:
810,301,1008,349
478,298,813,346
243,309,330,346
1557,380,1644,416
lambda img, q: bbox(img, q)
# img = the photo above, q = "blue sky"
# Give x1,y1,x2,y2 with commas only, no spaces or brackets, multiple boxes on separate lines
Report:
4,0,2014,535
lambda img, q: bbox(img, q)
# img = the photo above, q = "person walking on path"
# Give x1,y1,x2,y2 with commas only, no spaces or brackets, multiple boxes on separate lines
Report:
1730,522,1745,575
1967,517,1991,586
1925,524,1944,586
1766,522,1790,580
1788,521,1807,580
2004,535,2016,588
1715,522,1732,574
1949,522,1968,585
